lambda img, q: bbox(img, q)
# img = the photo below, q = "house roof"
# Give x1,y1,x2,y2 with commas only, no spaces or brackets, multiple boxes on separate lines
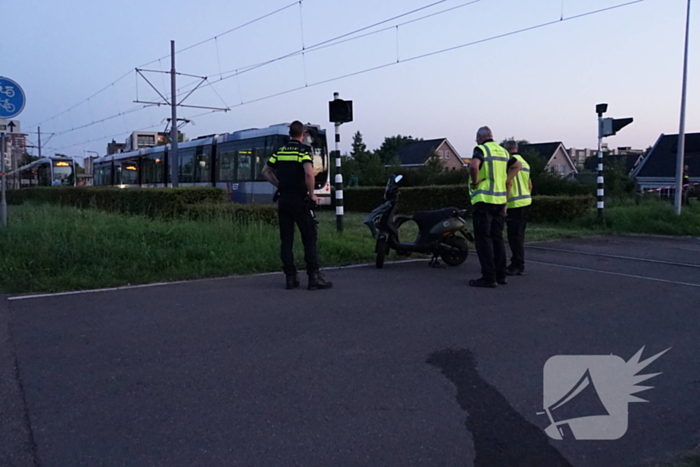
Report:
519,141,577,172
632,133,700,178
396,138,447,165
519,142,563,161
625,153,644,174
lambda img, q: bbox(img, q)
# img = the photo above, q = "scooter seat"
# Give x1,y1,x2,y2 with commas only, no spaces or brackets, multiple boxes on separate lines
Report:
412,207,459,228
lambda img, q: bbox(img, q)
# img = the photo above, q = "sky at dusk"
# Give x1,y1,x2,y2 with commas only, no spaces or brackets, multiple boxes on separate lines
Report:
5,0,698,161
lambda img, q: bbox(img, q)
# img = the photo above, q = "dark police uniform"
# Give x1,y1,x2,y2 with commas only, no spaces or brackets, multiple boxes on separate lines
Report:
267,140,319,278
469,139,508,286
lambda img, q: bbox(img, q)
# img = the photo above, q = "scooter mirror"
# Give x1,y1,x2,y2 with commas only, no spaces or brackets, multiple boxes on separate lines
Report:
395,175,403,183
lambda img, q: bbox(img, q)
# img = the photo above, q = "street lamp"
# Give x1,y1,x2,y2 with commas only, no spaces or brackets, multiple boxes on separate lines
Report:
674,0,692,215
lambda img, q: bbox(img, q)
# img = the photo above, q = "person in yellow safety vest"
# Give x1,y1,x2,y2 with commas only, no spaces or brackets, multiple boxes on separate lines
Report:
503,140,533,276
468,126,509,288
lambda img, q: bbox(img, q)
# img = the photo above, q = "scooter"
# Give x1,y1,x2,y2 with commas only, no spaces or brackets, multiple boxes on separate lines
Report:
364,174,474,268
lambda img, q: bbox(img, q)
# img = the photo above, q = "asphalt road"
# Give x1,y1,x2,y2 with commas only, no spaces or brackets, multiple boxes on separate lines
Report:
2,235,699,467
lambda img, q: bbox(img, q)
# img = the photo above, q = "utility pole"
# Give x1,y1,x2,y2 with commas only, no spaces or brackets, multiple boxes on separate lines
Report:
134,41,228,189
170,40,179,188
38,126,42,158
674,0,692,215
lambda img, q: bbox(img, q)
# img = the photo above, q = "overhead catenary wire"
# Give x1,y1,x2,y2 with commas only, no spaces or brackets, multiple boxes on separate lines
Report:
299,0,308,87
41,0,464,139
174,0,457,97
51,0,646,154
192,0,647,109
26,1,302,130
138,0,301,68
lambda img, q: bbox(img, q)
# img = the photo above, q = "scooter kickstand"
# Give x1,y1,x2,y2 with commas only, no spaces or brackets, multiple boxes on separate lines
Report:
429,255,446,269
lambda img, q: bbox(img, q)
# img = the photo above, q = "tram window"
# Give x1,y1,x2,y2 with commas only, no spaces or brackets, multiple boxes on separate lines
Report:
195,145,212,183
37,164,51,186
217,146,236,182
121,160,139,185
237,150,253,182
143,156,164,184
179,148,195,183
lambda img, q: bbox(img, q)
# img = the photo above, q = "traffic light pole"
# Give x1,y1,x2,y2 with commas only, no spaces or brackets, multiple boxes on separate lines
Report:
334,122,343,232
674,0,692,215
597,113,604,218
333,92,344,232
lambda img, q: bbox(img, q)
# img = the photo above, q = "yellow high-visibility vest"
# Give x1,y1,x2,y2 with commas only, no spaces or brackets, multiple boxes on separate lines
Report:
470,142,508,205
507,154,532,209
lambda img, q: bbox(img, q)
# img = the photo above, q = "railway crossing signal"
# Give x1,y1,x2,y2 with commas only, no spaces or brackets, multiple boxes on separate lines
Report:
329,93,353,232
329,98,353,124
596,103,633,218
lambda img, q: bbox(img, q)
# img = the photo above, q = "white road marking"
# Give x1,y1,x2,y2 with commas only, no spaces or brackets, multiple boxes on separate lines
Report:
6,259,426,301
529,260,700,288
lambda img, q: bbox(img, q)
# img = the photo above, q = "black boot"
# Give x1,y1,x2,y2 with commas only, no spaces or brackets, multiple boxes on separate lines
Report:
285,273,300,290
308,270,333,290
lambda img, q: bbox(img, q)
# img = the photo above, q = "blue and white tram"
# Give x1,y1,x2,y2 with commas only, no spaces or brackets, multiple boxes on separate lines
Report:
7,156,77,189
93,123,331,205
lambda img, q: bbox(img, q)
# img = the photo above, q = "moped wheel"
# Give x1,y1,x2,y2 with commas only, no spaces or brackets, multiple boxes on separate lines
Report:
376,238,388,269
440,236,468,266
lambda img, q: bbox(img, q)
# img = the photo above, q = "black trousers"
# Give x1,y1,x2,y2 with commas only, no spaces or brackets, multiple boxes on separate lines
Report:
506,206,529,271
278,194,319,275
472,202,506,282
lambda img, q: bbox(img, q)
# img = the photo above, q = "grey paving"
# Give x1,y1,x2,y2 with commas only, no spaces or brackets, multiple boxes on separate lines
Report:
2,235,699,466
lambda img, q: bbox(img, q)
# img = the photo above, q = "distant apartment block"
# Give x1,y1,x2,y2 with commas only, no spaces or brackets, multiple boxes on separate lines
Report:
3,132,27,170
568,145,644,167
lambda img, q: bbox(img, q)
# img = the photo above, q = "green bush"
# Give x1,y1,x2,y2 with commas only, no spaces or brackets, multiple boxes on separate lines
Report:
528,195,594,222
343,185,593,222
532,173,593,196
343,185,471,214
7,186,227,218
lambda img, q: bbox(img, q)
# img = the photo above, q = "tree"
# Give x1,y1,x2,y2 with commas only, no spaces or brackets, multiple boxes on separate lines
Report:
419,150,445,185
338,130,391,186
350,131,370,160
375,135,415,165
19,152,40,166
500,137,530,148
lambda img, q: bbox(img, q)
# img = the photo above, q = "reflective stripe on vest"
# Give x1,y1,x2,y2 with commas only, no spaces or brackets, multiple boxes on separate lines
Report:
507,154,532,208
470,142,508,205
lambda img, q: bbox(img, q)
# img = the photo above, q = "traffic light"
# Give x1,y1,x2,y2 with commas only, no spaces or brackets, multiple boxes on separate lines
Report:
329,98,353,123
600,117,633,137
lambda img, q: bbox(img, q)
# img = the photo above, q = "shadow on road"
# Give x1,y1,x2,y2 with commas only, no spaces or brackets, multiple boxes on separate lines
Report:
427,348,573,467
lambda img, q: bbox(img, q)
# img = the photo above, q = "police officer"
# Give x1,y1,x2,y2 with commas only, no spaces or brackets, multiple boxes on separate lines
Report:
503,140,532,276
261,121,333,290
468,126,509,288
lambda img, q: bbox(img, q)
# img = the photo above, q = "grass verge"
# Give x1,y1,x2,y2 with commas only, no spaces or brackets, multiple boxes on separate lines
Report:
0,204,383,294
2,199,698,294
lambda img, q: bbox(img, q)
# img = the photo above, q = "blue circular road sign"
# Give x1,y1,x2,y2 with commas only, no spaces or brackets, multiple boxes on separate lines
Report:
0,77,26,119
